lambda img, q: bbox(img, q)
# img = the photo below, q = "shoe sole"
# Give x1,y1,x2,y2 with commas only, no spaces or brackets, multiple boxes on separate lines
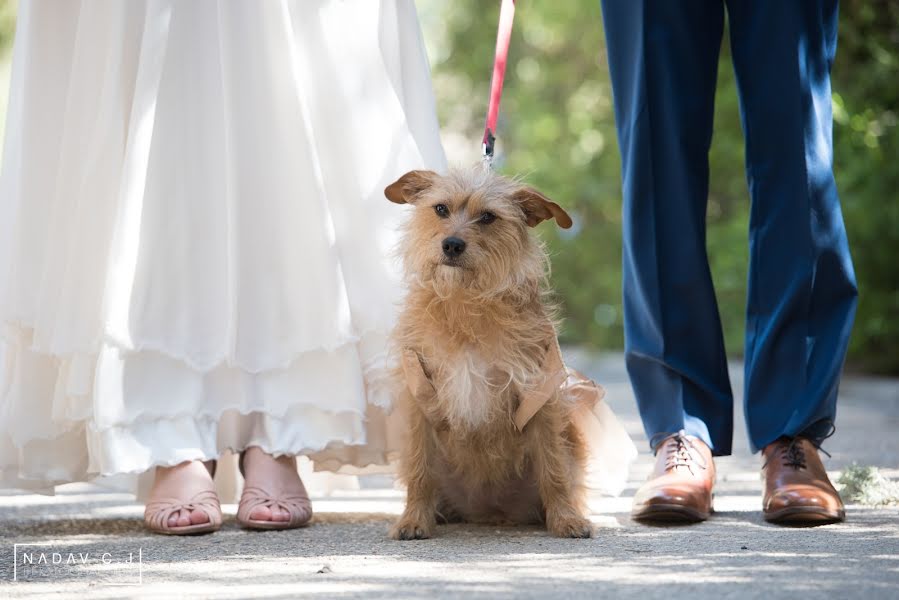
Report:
632,503,710,523
237,518,311,531
146,523,220,535
764,506,845,524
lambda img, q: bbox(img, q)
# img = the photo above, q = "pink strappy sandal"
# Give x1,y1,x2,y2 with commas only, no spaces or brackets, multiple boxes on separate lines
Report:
144,459,222,535
236,449,312,530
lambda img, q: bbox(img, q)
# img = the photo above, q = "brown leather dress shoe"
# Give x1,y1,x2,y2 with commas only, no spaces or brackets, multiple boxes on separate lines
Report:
632,431,715,522
762,436,845,524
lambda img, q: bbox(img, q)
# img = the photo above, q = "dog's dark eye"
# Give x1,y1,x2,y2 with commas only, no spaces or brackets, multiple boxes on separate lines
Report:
434,204,449,218
479,211,497,225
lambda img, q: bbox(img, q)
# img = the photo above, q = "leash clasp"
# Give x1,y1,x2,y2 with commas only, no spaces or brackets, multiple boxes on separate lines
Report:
482,129,496,169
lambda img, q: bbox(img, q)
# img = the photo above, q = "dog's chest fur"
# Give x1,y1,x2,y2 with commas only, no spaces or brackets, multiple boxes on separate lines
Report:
417,339,524,430
416,343,548,524
429,346,509,429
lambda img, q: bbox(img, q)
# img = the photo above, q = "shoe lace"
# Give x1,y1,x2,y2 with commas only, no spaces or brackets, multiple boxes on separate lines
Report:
781,438,808,469
652,430,708,475
768,423,836,470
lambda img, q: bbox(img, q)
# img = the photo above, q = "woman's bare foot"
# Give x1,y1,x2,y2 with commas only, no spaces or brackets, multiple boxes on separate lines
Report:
146,459,219,529
238,446,311,528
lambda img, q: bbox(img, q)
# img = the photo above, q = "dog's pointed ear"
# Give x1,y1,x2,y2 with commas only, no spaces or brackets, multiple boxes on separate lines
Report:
385,170,438,205
514,187,573,229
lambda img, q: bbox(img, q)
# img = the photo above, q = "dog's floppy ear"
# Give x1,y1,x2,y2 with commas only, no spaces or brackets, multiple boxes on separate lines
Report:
514,187,573,229
384,170,438,205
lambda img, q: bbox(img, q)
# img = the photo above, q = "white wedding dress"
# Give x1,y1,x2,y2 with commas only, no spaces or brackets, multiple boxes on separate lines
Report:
0,0,446,499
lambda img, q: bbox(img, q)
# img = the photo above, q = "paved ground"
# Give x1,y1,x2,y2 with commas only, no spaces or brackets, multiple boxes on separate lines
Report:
1,352,897,599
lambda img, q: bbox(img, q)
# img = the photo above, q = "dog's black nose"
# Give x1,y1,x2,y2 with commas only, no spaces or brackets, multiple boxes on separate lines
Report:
442,236,467,258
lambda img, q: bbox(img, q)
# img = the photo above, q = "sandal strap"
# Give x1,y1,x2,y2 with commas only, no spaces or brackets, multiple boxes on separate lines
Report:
237,485,312,528
144,489,223,531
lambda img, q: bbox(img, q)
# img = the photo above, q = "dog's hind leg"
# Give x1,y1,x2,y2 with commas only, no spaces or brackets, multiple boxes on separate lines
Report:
435,501,464,524
390,405,440,540
528,404,593,538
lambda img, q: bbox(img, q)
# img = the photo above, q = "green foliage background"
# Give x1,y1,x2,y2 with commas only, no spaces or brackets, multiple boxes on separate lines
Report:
0,1,894,373
420,0,898,374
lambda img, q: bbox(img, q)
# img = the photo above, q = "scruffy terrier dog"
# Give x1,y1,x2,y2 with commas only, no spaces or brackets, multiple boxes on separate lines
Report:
384,166,594,539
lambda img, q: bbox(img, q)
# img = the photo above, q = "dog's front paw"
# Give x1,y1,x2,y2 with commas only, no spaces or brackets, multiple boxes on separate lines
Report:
390,517,433,540
547,514,593,539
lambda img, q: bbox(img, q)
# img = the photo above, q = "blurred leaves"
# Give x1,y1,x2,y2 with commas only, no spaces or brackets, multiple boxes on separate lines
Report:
424,0,898,374
831,0,899,373
0,0,14,57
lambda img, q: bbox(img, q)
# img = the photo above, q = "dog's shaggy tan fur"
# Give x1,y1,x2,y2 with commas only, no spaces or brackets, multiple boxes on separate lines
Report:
385,167,593,539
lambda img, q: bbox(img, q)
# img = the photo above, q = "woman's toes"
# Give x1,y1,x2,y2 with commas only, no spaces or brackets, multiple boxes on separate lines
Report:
176,510,193,528
249,505,273,522
165,508,209,528
189,508,211,525
270,507,290,522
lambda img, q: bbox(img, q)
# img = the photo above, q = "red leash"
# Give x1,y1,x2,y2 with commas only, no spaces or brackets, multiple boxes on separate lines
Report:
482,0,516,162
